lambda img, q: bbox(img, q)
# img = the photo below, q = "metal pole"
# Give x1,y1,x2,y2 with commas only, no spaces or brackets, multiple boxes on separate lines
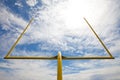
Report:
57,52,62,80
4,18,34,58
4,56,114,59
83,18,114,58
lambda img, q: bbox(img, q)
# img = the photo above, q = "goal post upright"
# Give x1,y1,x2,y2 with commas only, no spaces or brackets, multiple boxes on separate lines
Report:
4,18,34,58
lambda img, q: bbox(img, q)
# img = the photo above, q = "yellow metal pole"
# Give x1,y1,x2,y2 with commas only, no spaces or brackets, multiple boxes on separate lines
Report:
4,56,114,59
84,18,114,58
4,18,34,58
57,51,62,80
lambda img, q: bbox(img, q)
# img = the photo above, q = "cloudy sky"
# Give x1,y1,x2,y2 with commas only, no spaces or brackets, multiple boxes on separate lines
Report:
0,0,120,80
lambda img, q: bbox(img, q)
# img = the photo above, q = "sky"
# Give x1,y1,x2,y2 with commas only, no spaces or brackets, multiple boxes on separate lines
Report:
0,0,120,80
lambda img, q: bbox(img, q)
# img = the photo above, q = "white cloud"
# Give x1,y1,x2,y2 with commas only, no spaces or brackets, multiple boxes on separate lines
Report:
0,60,56,80
15,1,23,7
23,0,119,52
26,0,38,7
0,0,119,56
0,4,27,54
19,0,120,57
63,66,120,80
0,4,27,31
11,49,54,56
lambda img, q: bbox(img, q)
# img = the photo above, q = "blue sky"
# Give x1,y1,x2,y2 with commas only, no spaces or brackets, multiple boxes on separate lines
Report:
0,0,120,80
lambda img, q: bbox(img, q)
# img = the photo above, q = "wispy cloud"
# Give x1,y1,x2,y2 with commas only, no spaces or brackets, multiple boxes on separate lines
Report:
15,1,23,8
26,0,38,7
63,66,120,80
0,3,27,54
0,60,56,80
20,0,120,56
